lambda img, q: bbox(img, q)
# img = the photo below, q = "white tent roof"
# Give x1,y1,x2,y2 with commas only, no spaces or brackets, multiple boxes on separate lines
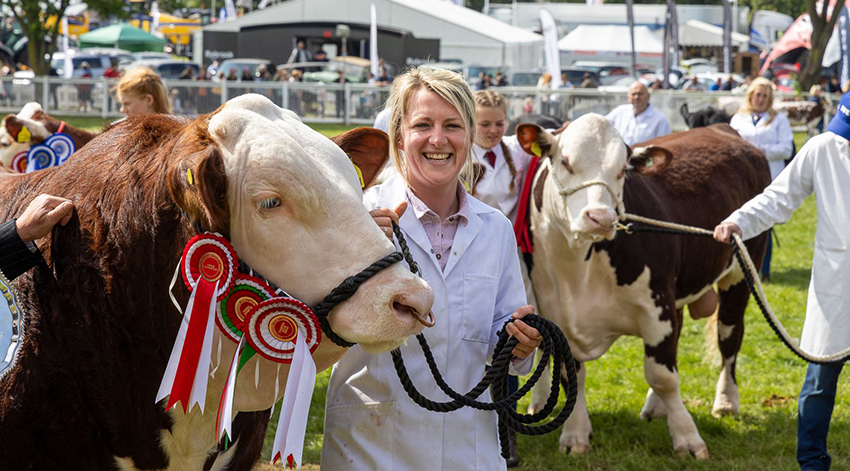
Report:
203,0,543,69
679,19,750,47
558,25,663,53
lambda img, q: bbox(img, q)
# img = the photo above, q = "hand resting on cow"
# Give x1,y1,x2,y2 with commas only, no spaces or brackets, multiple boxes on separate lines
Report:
0,194,73,281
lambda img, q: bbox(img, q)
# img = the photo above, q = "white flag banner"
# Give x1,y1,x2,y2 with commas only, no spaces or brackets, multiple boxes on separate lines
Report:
370,4,379,77
539,9,561,89
225,0,237,21
150,2,161,34
271,330,316,469
258,0,271,10
219,7,226,23
61,17,73,79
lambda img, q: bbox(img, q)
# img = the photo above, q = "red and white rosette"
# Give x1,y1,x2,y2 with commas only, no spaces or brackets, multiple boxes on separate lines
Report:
157,233,237,414
10,151,27,174
217,275,274,343
245,298,321,363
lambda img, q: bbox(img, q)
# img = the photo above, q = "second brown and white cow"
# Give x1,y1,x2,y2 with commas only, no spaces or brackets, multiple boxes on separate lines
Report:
518,116,769,459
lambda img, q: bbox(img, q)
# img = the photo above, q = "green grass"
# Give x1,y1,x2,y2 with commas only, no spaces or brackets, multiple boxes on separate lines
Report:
58,117,835,469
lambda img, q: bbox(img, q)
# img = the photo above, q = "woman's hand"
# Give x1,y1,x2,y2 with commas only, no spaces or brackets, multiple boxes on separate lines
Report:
506,305,541,359
713,222,742,245
370,202,407,240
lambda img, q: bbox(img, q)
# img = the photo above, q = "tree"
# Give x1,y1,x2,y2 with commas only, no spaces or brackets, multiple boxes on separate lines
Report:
798,0,841,89
0,0,127,75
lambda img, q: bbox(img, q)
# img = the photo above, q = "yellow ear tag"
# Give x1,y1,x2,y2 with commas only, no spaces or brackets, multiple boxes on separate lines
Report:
531,142,542,157
351,161,365,189
186,169,194,185
17,126,30,144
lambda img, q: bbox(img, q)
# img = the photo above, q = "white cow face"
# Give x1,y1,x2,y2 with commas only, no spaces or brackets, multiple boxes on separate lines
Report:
0,103,51,168
174,94,433,357
517,114,671,244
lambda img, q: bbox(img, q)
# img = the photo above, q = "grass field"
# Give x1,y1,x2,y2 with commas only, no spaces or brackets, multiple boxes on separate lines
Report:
61,118,844,470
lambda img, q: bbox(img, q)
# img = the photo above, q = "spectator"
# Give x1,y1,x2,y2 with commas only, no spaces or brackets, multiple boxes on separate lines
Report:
605,81,670,146
206,60,220,79
314,50,328,63
522,96,534,114
729,77,793,282
335,69,347,118
580,72,598,88
289,69,303,116
709,78,722,91
649,78,663,91
376,66,393,86
714,90,850,471
113,66,171,116
0,194,74,281
255,64,272,81
321,65,539,471
721,75,735,91
477,71,489,91
286,40,313,71
78,62,93,112
493,70,508,87
537,72,556,115
240,67,254,82
226,69,238,82
681,75,701,91
827,76,841,94
560,72,573,89
103,58,121,79
808,84,826,135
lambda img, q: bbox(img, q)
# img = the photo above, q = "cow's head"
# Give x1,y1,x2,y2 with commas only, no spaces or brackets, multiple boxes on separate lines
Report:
517,113,671,244
169,95,433,359
0,103,52,168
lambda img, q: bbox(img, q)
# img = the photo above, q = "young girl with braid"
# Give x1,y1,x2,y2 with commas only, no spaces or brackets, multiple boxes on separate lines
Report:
471,89,536,468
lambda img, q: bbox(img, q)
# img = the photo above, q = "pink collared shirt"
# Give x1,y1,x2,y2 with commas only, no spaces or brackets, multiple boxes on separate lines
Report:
406,183,471,271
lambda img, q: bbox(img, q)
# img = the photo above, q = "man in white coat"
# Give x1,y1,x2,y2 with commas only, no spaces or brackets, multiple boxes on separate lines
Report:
605,81,670,146
714,91,850,471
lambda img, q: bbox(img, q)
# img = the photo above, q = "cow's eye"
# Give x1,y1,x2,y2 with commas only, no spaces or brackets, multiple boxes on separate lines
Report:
561,158,574,174
259,197,281,210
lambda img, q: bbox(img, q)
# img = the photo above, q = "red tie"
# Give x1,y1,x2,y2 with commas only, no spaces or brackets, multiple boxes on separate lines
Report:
485,150,496,167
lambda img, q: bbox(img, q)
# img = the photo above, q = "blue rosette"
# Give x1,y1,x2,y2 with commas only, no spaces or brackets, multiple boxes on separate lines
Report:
45,133,76,165
25,144,58,173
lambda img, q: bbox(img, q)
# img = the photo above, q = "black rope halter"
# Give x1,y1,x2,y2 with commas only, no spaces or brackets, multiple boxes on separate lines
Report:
388,221,579,460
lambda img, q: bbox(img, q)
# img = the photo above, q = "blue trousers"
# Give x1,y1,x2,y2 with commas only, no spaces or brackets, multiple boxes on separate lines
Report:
762,230,773,278
798,362,844,470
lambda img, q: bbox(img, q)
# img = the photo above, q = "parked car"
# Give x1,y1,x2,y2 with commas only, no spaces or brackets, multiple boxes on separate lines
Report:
215,58,275,82
51,48,133,78
303,56,372,83
510,70,543,87
467,65,510,89
681,58,718,75
562,67,600,87
129,59,200,80
570,61,632,85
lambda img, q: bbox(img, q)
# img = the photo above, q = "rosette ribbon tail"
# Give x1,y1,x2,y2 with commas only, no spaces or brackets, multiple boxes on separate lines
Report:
216,335,245,442
271,331,316,469
156,278,219,413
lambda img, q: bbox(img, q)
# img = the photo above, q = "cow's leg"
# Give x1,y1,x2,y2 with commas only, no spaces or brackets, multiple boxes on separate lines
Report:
558,362,592,455
640,387,667,420
528,349,551,414
712,278,749,417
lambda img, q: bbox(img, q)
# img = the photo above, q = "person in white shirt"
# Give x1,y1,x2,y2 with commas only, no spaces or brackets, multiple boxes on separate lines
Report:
729,77,794,281
471,89,537,467
714,89,850,471
373,106,391,134
605,81,671,146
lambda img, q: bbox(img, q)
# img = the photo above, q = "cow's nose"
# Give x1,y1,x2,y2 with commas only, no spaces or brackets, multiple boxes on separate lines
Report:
583,208,616,231
391,288,435,329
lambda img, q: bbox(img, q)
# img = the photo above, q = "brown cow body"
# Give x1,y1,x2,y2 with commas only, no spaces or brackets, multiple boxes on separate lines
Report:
523,120,770,458
0,95,432,470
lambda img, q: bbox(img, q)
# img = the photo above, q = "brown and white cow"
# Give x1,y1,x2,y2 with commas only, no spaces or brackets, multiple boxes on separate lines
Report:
0,94,433,470
517,116,769,459
0,102,98,169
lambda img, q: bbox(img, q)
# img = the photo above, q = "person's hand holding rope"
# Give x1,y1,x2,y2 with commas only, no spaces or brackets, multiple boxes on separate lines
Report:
507,305,542,359
713,222,742,244
369,202,408,240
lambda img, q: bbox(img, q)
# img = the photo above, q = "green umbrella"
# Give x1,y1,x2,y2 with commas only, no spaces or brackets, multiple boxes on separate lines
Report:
78,23,166,53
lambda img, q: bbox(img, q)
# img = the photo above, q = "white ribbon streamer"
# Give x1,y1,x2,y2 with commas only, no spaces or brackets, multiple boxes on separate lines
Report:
217,336,245,441
271,330,316,469
189,280,219,413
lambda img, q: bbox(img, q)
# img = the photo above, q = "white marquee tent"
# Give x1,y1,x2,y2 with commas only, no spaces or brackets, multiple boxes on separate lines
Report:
557,25,664,67
200,0,543,70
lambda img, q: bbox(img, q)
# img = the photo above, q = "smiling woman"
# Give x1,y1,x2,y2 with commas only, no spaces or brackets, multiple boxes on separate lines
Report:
321,66,542,471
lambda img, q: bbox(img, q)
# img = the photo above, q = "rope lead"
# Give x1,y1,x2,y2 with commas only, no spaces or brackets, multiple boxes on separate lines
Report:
389,221,579,460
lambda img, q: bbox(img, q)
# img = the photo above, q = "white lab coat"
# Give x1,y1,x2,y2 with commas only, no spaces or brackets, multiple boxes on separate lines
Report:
321,174,529,471
730,111,794,180
724,131,850,356
605,104,671,146
471,136,535,225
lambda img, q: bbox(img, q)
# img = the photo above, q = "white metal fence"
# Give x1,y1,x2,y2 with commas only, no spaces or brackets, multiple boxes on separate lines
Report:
0,76,830,132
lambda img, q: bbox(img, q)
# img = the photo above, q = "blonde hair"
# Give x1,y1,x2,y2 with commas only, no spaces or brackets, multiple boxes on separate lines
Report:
474,89,517,191
387,66,476,190
114,66,171,114
739,77,777,124
810,84,823,96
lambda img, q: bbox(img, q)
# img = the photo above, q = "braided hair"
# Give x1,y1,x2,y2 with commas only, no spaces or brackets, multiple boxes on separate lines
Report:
474,90,517,191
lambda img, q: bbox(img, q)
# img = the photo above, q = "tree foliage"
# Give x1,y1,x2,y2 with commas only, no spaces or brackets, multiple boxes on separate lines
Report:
800,0,841,89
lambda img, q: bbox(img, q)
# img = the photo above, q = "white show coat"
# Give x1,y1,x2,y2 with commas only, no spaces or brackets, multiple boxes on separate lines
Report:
605,103,671,146
730,111,793,180
471,135,534,225
322,174,529,471
724,131,850,356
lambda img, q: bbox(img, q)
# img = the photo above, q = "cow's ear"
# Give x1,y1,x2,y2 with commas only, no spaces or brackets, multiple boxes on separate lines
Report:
628,145,672,176
515,123,557,158
3,115,23,141
330,127,389,190
169,145,230,236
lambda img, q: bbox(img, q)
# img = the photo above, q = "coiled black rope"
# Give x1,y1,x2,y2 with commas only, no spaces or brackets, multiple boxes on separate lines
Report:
389,221,578,460
625,221,850,365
